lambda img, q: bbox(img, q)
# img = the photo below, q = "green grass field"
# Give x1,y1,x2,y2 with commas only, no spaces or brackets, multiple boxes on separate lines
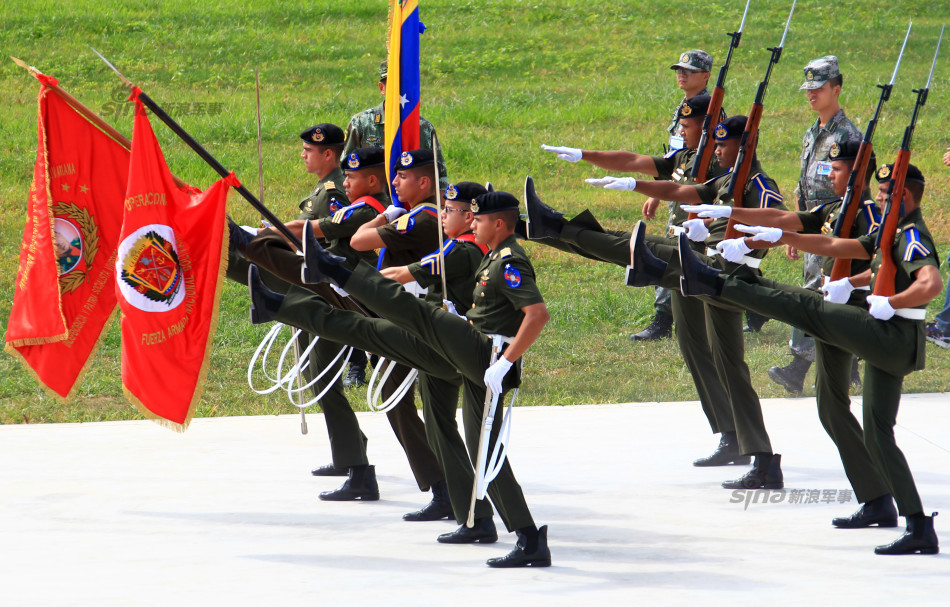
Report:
1,0,948,424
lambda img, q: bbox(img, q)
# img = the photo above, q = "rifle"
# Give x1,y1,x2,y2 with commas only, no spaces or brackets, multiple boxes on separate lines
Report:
873,26,944,298
828,22,912,282
723,0,796,240
689,0,751,194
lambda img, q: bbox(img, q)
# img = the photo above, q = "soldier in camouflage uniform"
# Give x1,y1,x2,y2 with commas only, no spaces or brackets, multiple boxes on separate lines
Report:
769,56,864,393
342,60,448,190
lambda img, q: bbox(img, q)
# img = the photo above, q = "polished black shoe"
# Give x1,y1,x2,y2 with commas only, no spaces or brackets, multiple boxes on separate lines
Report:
403,480,454,521
524,176,565,240
228,216,256,256
722,453,783,489
319,465,379,501
625,221,667,287
767,355,812,394
630,311,673,341
301,220,350,286
832,494,898,528
248,265,285,325
693,432,752,467
678,232,723,297
743,311,770,333
342,364,367,389
486,525,551,568
438,518,499,544
311,463,349,477
875,512,939,555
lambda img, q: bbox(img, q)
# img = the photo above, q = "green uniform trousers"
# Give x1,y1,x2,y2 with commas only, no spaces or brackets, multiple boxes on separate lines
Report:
719,274,924,515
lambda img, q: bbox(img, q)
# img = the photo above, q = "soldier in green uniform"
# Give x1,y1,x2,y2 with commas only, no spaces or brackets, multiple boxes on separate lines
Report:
538,96,744,468
536,116,786,487
342,60,448,189
682,139,896,527
248,189,552,567
667,163,941,555
770,56,865,393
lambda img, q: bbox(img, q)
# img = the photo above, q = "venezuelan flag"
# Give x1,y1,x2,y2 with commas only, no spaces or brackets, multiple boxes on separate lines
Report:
384,0,422,206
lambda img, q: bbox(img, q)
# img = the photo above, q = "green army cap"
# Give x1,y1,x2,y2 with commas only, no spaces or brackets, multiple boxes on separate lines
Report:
670,49,713,72
300,123,344,146
876,163,925,185
379,60,388,81
800,55,841,90
470,191,520,215
342,146,385,171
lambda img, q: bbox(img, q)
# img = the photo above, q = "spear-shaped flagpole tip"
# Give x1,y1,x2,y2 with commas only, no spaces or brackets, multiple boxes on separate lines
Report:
10,56,41,76
91,47,134,88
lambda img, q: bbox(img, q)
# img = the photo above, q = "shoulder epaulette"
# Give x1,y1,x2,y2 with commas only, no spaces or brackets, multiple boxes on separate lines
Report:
902,226,932,262
860,200,882,235
324,181,336,191
750,173,783,208
663,149,678,159
498,247,512,258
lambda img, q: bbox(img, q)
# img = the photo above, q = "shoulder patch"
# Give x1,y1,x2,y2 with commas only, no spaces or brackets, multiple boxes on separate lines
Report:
324,181,336,191
861,201,882,235
902,226,932,262
395,214,415,233
503,263,522,288
750,174,783,209
498,247,512,258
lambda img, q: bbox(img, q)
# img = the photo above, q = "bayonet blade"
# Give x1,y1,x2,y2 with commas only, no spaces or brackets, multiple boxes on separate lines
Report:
890,21,913,85
925,24,945,90
90,47,133,87
779,0,797,48
737,0,751,34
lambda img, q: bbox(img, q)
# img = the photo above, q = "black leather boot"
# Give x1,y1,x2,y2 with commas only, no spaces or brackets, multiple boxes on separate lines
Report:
767,354,812,394
743,311,770,333
625,221,667,287
248,265,285,325
832,494,898,528
874,512,939,555
524,176,565,240
630,311,673,341
302,220,351,286
486,525,551,568
721,453,783,489
677,232,724,297
228,216,255,256
438,518,499,544
693,432,752,467
319,464,380,501
311,463,349,477
403,479,454,521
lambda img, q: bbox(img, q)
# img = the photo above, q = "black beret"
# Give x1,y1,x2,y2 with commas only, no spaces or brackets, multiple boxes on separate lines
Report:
471,191,520,215
397,149,434,170
714,115,747,140
827,140,862,162
677,94,711,120
342,146,385,171
445,182,488,203
300,123,344,146
876,163,925,184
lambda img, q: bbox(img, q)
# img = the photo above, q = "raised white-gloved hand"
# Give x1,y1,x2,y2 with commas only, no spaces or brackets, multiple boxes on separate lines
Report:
585,176,638,191
867,295,896,321
483,356,513,395
442,299,463,318
735,224,783,243
540,144,582,163
683,218,709,242
822,277,855,304
716,238,752,263
383,204,408,222
680,204,732,219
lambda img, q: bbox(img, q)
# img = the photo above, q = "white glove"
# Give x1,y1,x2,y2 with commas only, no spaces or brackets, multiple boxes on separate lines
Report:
822,277,855,304
240,225,260,236
735,224,783,243
716,238,752,263
483,356,513,395
683,218,709,242
585,176,638,191
867,295,895,321
442,299,463,318
383,204,408,222
541,144,582,163
681,204,732,219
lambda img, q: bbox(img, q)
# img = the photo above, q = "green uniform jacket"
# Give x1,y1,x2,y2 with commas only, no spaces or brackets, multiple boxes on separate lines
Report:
797,197,881,277
407,232,487,309
465,235,544,339
318,193,388,267
296,167,349,227
652,147,727,229
376,198,442,269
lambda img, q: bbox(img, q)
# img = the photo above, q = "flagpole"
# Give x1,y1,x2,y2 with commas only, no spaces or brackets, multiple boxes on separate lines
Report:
90,48,302,251
10,56,191,190
430,133,450,309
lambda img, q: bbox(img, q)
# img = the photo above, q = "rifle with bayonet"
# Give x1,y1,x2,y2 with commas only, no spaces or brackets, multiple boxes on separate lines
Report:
828,22,912,282
689,0,750,196
723,0,796,240
873,26,944,298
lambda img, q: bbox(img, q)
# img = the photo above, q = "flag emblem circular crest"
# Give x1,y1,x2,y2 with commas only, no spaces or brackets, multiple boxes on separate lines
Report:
829,142,840,159
470,199,480,212
312,128,325,143
715,124,727,139
878,165,891,179
681,53,690,63
503,263,522,288
400,151,414,167
806,70,814,81
680,103,692,117
347,153,360,169
445,184,459,200
53,217,84,276
117,224,185,312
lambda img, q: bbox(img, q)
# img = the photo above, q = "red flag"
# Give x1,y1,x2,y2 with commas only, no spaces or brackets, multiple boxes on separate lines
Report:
116,92,234,430
4,76,128,400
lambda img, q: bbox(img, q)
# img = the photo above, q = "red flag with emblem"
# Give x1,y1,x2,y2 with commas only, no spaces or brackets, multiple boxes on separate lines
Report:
116,91,234,430
4,75,128,400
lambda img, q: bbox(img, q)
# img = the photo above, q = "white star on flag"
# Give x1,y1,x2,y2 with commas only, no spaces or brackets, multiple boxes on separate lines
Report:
400,94,409,108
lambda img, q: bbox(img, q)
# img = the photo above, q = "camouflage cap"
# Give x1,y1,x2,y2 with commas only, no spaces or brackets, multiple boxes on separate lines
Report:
677,93,711,120
300,123,344,146
800,55,841,90
397,149,434,170
670,49,713,72
342,146,385,172
379,60,388,81
445,181,487,204
876,163,925,185
470,191,520,215
714,115,746,140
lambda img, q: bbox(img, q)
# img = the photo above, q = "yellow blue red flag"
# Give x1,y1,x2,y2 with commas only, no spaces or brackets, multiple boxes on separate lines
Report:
384,0,423,206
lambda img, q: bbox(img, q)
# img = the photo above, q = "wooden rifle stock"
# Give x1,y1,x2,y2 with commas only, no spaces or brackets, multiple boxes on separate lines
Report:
722,101,762,240
872,150,910,298
827,141,873,281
